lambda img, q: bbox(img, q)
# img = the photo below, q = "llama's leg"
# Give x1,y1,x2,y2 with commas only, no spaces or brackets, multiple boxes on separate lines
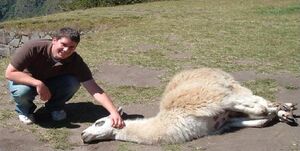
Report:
211,118,269,135
226,118,271,128
229,99,298,125
224,95,276,116
213,116,275,135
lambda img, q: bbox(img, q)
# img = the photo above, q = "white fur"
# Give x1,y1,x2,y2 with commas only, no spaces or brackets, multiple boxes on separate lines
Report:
82,68,294,144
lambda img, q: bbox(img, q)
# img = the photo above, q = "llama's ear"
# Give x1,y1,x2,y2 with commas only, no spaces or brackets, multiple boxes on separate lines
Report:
117,107,123,116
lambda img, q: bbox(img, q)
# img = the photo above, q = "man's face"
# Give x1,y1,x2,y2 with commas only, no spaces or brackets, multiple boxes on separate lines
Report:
51,37,78,60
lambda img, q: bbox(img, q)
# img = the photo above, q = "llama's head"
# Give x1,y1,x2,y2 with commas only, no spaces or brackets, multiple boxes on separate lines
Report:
81,107,123,143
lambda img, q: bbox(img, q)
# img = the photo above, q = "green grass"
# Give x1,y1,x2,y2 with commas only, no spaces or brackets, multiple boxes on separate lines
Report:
257,3,300,15
117,142,132,151
0,109,14,121
162,144,181,151
38,128,71,150
107,85,163,105
0,58,10,80
242,79,278,101
1,0,299,74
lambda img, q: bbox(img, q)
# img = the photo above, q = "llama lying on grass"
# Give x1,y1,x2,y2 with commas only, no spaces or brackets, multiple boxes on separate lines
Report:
81,68,298,144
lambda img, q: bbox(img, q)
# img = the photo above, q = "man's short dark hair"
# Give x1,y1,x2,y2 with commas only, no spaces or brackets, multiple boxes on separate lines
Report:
53,27,80,43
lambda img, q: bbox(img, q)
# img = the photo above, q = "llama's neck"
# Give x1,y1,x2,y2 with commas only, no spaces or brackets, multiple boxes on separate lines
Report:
114,111,210,144
114,116,165,144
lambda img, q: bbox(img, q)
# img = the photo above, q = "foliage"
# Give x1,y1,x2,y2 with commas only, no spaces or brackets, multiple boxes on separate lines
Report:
61,0,146,9
0,0,62,21
0,0,163,21
0,0,16,21
61,0,160,10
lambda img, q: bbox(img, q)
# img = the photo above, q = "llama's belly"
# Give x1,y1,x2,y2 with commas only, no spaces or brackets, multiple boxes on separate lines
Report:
155,111,233,143
204,111,230,132
177,111,231,138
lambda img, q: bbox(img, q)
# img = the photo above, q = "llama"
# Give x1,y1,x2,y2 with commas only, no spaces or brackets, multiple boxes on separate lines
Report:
81,68,298,144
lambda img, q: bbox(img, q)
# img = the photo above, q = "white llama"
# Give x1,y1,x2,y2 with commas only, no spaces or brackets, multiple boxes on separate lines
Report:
81,68,297,144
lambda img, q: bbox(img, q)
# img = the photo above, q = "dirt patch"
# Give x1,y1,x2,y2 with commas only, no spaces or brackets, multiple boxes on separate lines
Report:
168,51,193,60
0,127,54,151
94,63,165,87
185,124,300,151
131,43,159,53
234,58,259,66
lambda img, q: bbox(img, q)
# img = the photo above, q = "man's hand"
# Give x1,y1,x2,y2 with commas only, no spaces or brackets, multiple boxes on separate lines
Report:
110,112,125,129
82,79,126,129
35,81,51,101
5,64,51,101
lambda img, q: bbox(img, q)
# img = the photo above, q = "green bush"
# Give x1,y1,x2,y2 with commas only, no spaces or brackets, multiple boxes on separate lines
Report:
61,0,157,10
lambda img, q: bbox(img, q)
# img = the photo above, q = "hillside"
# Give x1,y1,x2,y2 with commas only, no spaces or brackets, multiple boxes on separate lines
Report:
0,0,62,21
0,0,156,22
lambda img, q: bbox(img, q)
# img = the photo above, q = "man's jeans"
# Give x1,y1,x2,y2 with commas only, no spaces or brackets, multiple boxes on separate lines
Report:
8,75,80,116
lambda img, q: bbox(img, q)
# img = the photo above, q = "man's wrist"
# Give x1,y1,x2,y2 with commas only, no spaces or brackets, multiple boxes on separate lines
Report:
32,79,43,87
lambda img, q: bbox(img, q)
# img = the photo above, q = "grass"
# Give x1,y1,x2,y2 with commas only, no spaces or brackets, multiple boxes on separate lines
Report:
1,0,299,74
162,144,181,151
242,79,278,101
107,85,162,105
257,3,300,15
0,109,14,121
38,128,71,150
117,142,132,151
0,0,299,150
0,57,10,80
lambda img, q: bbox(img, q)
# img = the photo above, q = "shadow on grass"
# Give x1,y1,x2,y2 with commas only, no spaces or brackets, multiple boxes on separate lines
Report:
34,102,144,129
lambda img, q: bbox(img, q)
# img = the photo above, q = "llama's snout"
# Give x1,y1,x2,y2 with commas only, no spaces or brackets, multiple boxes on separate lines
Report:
81,131,93,143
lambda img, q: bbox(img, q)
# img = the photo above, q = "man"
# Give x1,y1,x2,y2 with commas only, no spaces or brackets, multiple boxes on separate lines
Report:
5,27,125,128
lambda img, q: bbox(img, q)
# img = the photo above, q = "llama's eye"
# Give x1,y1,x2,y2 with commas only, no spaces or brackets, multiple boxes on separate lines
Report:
95,121,105,127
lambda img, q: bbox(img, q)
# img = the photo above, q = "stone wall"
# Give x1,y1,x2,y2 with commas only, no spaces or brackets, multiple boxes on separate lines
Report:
0,29,53,57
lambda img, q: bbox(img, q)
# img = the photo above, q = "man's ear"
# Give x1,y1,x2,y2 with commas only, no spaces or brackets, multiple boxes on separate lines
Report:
52,37,58,44
117,107,123,116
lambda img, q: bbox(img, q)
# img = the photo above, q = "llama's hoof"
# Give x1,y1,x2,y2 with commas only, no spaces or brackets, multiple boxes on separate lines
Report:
277,103,298,126
285,117,298,126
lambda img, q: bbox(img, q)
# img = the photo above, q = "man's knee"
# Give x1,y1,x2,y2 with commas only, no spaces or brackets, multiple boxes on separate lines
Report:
10,85,35,98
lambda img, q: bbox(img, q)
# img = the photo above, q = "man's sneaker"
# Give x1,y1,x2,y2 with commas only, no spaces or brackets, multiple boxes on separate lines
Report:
18,114,34,125
51,110,67,121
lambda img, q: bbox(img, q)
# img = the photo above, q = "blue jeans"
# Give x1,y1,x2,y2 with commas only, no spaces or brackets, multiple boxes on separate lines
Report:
8,75,80,116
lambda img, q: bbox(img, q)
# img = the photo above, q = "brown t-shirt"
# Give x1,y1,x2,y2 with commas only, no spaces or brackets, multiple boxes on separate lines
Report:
10,39,93,82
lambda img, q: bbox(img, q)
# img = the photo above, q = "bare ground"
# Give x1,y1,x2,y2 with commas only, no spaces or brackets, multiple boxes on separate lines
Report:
0,66,299,151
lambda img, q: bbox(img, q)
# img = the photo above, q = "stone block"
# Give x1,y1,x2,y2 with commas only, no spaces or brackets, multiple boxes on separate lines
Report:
30,32,40,40
43,34,52,40
0,30,9,44
0,44,11,57
8,38,20,47
21,35,30,44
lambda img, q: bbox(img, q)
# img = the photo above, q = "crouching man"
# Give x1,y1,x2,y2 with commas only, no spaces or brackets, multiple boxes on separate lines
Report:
5,27,125,129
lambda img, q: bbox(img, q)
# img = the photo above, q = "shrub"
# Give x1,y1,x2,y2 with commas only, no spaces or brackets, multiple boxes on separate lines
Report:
61,0,158,10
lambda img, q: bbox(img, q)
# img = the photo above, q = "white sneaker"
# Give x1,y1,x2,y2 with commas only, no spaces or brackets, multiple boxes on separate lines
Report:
18,114,34,125
51,110,67,121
